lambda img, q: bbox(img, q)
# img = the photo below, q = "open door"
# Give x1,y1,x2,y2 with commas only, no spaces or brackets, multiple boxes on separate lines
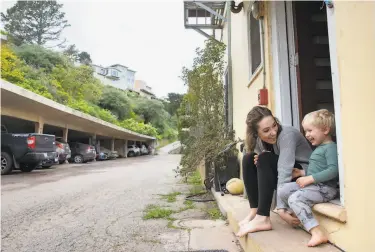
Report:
292,1,334,123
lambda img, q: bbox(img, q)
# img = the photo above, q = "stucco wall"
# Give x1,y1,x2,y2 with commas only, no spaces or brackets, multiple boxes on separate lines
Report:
225,2,274,142
320,1,375,250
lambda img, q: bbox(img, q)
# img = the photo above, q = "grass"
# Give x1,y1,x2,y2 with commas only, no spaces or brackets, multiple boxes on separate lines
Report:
143,204,174,220
188,185,206,196
186,170,202,186
183,199,194,208
167,217,177,229
178,200,195,212
206,207,223,220
159,192,182,203
205,202,224,220
143,200,195,221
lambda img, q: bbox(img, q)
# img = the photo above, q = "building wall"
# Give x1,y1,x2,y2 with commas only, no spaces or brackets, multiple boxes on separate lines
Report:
224,2,274,153
317,1,375,251
126,70,136,90
92,65,130,90
134,80,147,92
228,1,375,251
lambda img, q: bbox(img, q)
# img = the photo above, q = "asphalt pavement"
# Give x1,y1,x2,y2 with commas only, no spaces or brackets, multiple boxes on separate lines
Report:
1,152,241,252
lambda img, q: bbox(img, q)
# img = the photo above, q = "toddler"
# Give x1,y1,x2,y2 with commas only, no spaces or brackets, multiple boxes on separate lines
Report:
277,109,339,247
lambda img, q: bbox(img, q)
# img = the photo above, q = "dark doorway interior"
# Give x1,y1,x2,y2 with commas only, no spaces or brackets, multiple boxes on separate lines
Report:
293,1,334,122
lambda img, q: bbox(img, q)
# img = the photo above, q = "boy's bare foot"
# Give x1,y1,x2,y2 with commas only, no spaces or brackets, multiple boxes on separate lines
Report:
308,226,329,247
236,215,272,237
238,208,257,226
278,210,301,227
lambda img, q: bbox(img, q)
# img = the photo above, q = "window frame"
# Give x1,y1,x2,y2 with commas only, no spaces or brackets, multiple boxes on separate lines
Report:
247,9,263,85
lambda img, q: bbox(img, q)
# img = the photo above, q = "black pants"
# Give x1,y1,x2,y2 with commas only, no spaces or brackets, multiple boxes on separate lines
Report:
242,152,302,216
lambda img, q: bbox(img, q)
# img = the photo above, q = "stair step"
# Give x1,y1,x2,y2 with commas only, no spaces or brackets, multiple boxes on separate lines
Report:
212,190,342,252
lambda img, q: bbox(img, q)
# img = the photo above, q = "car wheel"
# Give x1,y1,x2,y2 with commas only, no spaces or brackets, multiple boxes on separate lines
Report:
20,163,38,172
73,155,83,163
128,151,135,157
59,160,66,164
1,152,13,175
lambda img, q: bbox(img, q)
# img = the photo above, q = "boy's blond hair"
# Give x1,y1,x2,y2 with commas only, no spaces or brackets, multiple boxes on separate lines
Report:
302,109,336,135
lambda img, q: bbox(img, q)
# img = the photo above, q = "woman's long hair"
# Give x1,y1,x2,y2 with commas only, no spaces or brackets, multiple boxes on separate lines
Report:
245,106,281,153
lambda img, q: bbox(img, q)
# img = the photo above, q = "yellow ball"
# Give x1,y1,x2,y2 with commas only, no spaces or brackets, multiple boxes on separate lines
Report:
226,178,244,195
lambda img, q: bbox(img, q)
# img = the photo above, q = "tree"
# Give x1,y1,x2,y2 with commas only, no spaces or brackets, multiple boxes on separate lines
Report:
78,51,92,65
63,44,79,62
178,39,235,175
51,64,103,103
132,97,170,133
1,1,70,46
164,92,183,116
13,44,67,72
98,86,132,120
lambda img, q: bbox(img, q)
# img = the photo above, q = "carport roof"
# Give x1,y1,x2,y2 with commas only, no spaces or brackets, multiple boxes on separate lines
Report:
0,80,156,141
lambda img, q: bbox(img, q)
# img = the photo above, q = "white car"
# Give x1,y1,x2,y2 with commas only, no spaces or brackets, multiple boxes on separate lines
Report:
127,145,140,157
140,145,149,155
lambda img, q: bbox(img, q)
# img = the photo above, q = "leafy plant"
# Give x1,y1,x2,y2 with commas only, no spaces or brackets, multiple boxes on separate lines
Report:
178,39,235,175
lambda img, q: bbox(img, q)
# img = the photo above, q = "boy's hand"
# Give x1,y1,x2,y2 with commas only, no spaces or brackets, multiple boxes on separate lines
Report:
296,175,315,188
292,168,305,179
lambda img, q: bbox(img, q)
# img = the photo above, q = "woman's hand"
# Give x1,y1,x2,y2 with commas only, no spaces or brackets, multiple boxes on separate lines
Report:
254,155,258,165
292,168,305,179
296,175,315,188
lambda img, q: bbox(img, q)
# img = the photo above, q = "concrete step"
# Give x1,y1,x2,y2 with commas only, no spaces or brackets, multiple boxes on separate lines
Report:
212,190,342,252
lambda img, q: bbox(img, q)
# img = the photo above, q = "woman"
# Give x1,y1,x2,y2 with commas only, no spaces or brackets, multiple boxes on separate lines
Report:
236,106,312,237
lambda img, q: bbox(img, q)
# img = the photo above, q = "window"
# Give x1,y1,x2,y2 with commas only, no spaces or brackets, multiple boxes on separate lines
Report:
248,12,262,76
111,70,118,77
100,68,106,75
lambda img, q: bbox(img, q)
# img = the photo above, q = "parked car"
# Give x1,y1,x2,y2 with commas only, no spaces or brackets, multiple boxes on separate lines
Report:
140,144,149,155
96,152,108,161
127,145,140,157
40,145,59,168
99,147,118,159
68,142,96,163
1,125,56,175
55,137,71,164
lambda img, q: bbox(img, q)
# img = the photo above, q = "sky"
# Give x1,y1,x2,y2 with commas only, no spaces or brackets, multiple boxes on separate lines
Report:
1,0,206,98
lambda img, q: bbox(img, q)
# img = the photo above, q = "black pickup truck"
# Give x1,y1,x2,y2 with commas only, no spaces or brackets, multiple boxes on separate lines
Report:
1,125,57,175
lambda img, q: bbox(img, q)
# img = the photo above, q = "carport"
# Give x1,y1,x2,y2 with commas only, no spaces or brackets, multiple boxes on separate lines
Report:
1,80,156,158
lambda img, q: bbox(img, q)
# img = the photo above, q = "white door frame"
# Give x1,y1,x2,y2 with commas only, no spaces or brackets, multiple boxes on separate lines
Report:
270,1,292,126
326,6,345,205
271,1,345,205
285,1,301,129
270,1,300,129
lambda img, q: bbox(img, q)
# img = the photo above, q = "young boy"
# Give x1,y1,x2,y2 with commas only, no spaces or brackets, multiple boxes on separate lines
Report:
277,109,339,247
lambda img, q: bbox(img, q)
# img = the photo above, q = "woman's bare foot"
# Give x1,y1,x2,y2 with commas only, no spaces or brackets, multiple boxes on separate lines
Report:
308,226,328,247
278,210,301,227
238,208,257,226
236,215,272,237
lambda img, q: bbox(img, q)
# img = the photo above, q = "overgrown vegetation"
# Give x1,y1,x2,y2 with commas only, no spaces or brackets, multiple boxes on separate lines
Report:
177,39,237,175
186,170,202,186
143,205,174,220
159,192,182,203
205,202,224,220
1,1,181,140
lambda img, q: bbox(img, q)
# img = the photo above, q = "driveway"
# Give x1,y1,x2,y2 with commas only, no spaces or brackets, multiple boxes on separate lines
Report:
1,155,241,252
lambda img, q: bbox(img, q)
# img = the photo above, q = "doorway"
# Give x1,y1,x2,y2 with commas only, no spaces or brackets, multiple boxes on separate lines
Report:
286,1,343,204
289,1,334,125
